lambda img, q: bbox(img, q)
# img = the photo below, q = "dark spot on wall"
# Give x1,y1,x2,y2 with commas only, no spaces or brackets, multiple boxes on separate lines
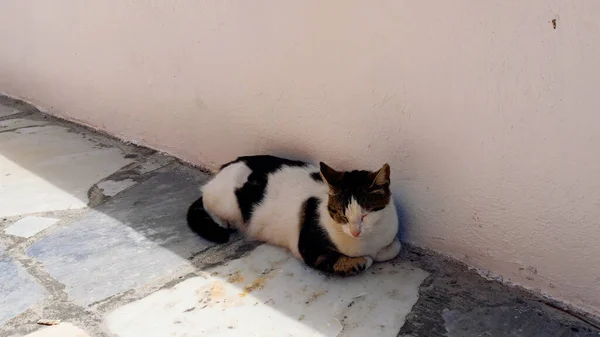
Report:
552,19,557,29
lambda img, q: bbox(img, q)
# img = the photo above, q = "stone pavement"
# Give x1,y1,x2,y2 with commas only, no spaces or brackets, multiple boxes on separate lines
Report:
0,95,599,337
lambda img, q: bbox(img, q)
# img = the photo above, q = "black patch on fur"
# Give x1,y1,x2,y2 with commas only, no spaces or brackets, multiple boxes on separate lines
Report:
310,172,323,182
233,155,308,222
332,170,371,209
219,158,242,171
298,197,367,276
298,197,334,264
186,196,232,244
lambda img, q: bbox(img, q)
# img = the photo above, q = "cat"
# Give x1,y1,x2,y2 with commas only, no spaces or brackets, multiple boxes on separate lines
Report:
187,155,401,276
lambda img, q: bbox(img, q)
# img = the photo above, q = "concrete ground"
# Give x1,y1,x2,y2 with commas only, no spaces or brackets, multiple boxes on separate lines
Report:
0,95,599,337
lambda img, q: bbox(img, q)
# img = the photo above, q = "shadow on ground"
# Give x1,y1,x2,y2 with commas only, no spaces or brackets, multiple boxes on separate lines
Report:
0,96,599,337
0,96,426,337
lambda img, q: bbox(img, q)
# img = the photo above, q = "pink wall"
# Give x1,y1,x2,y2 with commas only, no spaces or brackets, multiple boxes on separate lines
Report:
2,1,600,315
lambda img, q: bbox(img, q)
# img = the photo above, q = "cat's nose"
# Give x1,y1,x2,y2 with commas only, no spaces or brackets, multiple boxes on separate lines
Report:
349,218,362,237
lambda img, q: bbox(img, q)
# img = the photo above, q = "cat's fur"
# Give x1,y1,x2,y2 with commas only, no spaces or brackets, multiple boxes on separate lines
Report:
187,155,401,276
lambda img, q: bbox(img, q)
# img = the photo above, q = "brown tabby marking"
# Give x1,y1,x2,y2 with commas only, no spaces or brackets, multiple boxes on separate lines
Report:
332,256,372,276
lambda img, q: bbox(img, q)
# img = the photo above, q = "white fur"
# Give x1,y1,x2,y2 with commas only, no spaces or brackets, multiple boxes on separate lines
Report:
247,165,327,259
374,238,402,262
321,200,399,258
201,162,251,227
201,161,400,262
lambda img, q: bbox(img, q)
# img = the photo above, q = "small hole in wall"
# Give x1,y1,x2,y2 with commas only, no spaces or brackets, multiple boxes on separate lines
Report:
550,15,560,30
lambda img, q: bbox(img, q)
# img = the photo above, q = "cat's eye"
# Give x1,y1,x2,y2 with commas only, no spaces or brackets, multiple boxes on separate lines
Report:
371,206,385,212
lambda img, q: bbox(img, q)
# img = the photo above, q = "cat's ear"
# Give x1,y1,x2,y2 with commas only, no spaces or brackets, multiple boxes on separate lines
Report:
370,163,390,187
320,162,343,191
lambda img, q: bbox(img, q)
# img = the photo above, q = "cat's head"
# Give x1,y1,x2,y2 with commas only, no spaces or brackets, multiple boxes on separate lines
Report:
319,162,392,238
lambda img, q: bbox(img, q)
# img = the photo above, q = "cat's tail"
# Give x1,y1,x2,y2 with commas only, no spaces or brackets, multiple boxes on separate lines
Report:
186,196,231,244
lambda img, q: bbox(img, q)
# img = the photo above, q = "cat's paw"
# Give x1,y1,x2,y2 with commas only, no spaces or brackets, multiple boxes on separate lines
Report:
374,238,401,262
333,256,374,276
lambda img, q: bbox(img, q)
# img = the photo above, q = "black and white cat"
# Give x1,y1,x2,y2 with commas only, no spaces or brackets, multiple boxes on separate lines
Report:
187,155,401,276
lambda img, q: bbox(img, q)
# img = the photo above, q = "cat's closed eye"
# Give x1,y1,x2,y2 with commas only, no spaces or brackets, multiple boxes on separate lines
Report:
328,206,347,221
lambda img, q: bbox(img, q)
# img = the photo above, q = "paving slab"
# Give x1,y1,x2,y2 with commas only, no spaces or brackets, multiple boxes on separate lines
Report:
4,216,60,238
0,248,47,325
0,125,134,217
443,304,600,337
27,171,213,306
397,248,600,337
0,119,48,132
0,104,20,118
136,153,175,174
96,179,137,197
23,323,91,337
106,245,429,337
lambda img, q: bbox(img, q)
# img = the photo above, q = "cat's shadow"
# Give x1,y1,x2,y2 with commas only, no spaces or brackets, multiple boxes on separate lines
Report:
85,163,415,335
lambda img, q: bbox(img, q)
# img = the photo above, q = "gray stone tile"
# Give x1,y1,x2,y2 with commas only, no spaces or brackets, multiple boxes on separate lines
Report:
27,171,213,306
136,153,175,174
106,245,428,337
96,179,137,197
0,248,47,325
4,216,60,238
397,247,600,337
443,304,599,337
0,119,48,132
0,125,134,217
0,104,19,118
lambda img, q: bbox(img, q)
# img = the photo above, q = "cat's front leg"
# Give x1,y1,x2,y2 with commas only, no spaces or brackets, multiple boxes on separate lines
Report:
300,247,374,276
374,238,401,262
312,253,374,276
